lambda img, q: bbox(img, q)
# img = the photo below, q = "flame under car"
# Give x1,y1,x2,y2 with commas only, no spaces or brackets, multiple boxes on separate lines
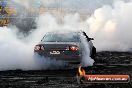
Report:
34,31,96,64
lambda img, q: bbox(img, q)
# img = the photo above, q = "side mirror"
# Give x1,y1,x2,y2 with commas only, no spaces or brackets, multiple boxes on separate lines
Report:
89,38,94,40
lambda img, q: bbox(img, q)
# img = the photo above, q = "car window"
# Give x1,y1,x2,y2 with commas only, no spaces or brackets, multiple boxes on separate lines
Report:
42,33,80,42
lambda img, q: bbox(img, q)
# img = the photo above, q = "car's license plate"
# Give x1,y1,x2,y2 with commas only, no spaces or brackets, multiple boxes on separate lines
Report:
50,51,60,55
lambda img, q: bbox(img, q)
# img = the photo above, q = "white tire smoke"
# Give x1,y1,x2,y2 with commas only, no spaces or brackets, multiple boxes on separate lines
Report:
0,0,132,70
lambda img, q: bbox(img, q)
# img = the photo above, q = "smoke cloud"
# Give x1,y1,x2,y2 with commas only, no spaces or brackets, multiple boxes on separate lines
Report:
87,0,132,51
0,27,65,70
0,13,94,70
80,34,94,66
0,0,132,70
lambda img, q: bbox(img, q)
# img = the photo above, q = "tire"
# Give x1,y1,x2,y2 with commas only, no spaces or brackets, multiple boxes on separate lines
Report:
91,46,96,59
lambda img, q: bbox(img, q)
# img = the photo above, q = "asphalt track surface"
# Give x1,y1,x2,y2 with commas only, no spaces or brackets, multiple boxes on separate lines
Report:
0,51,132,88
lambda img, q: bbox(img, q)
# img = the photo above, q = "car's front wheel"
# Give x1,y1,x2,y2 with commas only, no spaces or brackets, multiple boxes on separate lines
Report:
91,46,96,59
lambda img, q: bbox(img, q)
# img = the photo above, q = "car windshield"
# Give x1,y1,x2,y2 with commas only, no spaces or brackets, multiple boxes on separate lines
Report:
42,32,80,42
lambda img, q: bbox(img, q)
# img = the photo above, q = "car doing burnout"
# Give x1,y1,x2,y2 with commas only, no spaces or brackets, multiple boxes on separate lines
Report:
34,31,96,64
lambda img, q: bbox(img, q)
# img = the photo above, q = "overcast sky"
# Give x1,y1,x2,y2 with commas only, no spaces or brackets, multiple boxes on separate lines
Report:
11,0,113,9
